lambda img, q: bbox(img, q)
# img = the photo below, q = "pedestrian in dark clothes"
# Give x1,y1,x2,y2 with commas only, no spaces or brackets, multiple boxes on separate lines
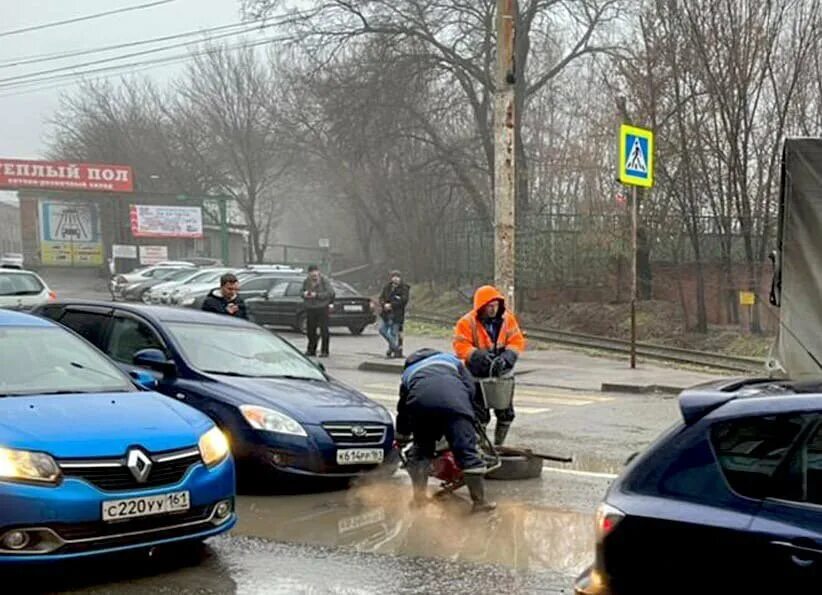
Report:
302,265,335,357
379,270,410,358
202,273,247,319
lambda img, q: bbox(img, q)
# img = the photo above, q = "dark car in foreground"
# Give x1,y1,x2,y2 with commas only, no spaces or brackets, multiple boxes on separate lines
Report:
0,310,235,563
575,377,822,594
35,302,397,489
246,278,376,335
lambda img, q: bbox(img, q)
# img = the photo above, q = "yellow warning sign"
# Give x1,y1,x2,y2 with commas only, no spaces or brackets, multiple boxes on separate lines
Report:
739,291,756,306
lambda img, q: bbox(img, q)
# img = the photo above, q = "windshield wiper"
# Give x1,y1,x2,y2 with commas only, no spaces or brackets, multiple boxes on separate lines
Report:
1,390,99,397
201,370,252,377
69,362,124,382
263,374,325,382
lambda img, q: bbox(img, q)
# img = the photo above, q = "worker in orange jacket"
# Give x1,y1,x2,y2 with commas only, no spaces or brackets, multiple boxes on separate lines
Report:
453,285,526,446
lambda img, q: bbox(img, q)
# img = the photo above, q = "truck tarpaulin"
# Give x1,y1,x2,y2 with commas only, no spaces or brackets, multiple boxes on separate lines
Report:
770,138,822,377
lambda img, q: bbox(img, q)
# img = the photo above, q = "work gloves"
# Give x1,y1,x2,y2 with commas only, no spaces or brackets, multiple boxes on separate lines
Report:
468,349,495,377
496,349,518,374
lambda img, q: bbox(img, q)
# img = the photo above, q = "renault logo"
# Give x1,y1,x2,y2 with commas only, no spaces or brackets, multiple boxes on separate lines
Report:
126,449,153,483
351,425,367,438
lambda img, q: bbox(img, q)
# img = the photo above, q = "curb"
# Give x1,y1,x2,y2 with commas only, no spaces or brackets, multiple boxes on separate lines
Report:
358,361,404,373
600,383,684,395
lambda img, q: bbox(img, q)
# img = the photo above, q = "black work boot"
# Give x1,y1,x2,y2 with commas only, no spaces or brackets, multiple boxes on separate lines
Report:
406,459,431,508
494,422,512,447
464,474,496,513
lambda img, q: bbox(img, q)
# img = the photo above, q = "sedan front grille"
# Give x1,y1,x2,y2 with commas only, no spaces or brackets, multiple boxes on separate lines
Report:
323,423,387,445
55,505,213,541
59,448,201,492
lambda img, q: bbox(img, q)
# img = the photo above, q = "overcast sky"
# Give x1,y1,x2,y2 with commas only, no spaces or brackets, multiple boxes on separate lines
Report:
0,0,247,159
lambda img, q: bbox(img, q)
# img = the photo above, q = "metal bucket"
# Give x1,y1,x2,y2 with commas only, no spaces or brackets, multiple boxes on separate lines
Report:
479,374,515,410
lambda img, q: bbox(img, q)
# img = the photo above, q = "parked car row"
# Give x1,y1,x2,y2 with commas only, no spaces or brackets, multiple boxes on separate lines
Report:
113,263,377,335
0,296,397,563
0,268,56,311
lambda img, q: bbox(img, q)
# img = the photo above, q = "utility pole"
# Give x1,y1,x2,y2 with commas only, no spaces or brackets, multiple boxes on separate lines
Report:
494,0,517,308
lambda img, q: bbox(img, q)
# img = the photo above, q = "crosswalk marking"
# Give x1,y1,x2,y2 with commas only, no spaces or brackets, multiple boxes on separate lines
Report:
363,392,551,416
360,383,613,411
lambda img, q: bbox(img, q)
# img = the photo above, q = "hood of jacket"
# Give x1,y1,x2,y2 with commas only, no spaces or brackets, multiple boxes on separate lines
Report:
473,285,506,315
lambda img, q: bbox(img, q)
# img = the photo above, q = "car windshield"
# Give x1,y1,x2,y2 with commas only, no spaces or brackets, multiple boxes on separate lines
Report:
0,272,44,296
0,326,133,396
166,322,325,380
154,268,191,280
184,269,225,284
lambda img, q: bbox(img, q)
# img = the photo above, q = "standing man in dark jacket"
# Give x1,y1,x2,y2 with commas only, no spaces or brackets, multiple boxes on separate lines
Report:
302,264,335,357
396,348,496,513
202,273,247,319
379,270,410,359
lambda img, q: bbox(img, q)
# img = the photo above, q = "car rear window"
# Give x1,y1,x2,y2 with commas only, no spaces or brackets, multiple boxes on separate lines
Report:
0,272,44,296
332,281,359,297
711,414,810,500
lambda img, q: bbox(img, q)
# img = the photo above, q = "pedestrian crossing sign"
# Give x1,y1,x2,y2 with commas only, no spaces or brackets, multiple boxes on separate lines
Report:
619,124,654,188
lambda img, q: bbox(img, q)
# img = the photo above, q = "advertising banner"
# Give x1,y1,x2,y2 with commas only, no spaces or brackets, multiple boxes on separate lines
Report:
139,245,168,265
38,201,104,266
1,159,133,192
130,204,203,238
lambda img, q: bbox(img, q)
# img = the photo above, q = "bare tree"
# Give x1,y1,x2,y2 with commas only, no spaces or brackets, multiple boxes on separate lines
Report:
242,0,624,223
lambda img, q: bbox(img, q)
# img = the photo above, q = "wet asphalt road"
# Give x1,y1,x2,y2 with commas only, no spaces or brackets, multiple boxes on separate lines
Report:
21,286,690,593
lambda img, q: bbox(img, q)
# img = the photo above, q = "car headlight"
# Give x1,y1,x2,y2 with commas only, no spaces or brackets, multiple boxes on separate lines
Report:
198,427,230,468
0,447,61,485
240,405,307,437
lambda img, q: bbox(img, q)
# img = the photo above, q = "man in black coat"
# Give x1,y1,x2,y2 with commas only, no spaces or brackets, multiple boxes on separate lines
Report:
396,348,496,513
202,273,247,319
302,265,335,357
378,270,410,358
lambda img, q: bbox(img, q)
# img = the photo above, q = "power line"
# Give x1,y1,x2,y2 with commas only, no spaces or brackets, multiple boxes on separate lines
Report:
0,33,291,98
0,20,264,70
0,22,275,86
0,0,177,39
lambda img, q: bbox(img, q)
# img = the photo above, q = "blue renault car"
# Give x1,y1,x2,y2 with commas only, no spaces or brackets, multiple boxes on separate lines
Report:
34,301,397,488
0,310,235,562
575,376,822,594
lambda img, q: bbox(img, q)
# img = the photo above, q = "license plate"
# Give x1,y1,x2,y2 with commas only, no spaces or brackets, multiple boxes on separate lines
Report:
336,449,384,465
343,305,363,312
102,491,190,521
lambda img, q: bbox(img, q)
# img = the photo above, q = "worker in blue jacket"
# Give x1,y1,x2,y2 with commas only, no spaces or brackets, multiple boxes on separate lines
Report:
395,348,496,513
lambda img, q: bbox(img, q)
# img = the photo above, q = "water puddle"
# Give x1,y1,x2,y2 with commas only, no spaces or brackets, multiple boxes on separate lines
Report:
234,479,593,575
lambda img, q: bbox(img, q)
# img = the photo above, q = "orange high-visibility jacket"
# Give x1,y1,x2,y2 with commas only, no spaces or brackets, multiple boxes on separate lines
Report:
452,285,526,362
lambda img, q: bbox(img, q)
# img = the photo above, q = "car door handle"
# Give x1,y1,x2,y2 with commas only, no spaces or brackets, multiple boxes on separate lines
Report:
771,541,821,567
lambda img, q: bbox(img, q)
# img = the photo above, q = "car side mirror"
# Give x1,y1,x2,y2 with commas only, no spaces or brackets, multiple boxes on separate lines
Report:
134,348,176,376
130,369,158,390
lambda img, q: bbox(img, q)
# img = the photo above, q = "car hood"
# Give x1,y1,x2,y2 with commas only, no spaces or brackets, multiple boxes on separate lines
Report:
205,375,392,425
0,392,213,457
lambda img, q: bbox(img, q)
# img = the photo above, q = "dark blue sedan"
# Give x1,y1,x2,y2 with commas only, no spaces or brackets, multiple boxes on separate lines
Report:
35,302,397,489
575,377,822,594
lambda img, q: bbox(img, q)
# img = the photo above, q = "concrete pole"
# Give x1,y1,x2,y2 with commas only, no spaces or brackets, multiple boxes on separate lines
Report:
494,0,517,308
